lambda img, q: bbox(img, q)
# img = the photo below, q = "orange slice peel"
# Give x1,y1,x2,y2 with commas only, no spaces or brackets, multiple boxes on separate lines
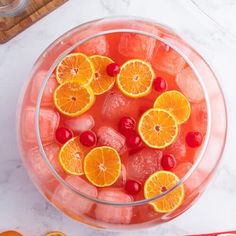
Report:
45,232,67,236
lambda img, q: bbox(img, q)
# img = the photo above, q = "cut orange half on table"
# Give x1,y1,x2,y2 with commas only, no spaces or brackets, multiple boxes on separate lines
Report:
54,81,94,117
45,232,67,236
56,53,94,85
90,55,116,95
84,146,121,187
138,108,178,149
0,231,23,236
117,59,155,98
144,170,184,213
59,136,85,175
154,90,191,125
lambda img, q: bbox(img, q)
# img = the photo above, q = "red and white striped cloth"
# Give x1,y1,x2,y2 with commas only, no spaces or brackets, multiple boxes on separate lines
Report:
187,231,236,236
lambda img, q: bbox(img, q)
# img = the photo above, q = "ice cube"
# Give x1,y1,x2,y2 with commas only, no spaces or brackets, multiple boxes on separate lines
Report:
126,148,162,182
133,204,159,223
64,114,95,133
164,130,186,162
102,91,131,121
118,32,156,60
73,36,109,56
173,162,192,179
21,106,60,143
27,143,63,190
95,189,133,224
189,101,208,135
30,71,58,106
151,44,186,75
112,164,127,188
53,176,97,215
173,162,203,195
97,126,127,155
176,66,204,103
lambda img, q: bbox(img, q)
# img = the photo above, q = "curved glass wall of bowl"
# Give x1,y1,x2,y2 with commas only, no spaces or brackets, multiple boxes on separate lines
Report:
184,0,236,51
0,0,28,17
35,28,212,206
190,0,236,39
16,15,227,229
174,0,236,112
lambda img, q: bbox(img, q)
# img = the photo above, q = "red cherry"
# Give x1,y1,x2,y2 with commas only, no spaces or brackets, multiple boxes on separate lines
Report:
126,133,142,148
118,116,136,136
106,63,120,76
55,127,73,144
186,131,203,148
125,180,141,195
153,77,167,92
161,154,176,170
80,130,97,147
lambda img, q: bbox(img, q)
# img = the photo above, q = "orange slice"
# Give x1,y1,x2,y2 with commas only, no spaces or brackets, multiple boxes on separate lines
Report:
45,232,66,236
144,171,184,213
117,59,155,98
56,53,94,85
59,136,85,175
54,81,94,117
0,231,23,236
90,55,116,95
138,108,178,148
154,90,191,125
84,146,121,187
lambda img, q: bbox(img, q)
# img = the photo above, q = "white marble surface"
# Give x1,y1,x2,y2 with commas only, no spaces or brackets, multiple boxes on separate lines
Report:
1,0,236,235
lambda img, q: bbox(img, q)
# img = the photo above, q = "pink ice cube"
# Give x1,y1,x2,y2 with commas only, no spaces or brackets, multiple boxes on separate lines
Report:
112,164,127,188
64,114,95,133
164,129,186,162
97,126,127,155
73,35,109,56
53,176,97,215
126,148,163,182
27,143,62,182
30,71,58,106
95,189,133,224
173,162,192,179
133,204,159,223
189,102,208,135
176,66,204,103
102,91,131,121
22,106,60,143
118,33,156,60
151,43,186,75
173,162,203,195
